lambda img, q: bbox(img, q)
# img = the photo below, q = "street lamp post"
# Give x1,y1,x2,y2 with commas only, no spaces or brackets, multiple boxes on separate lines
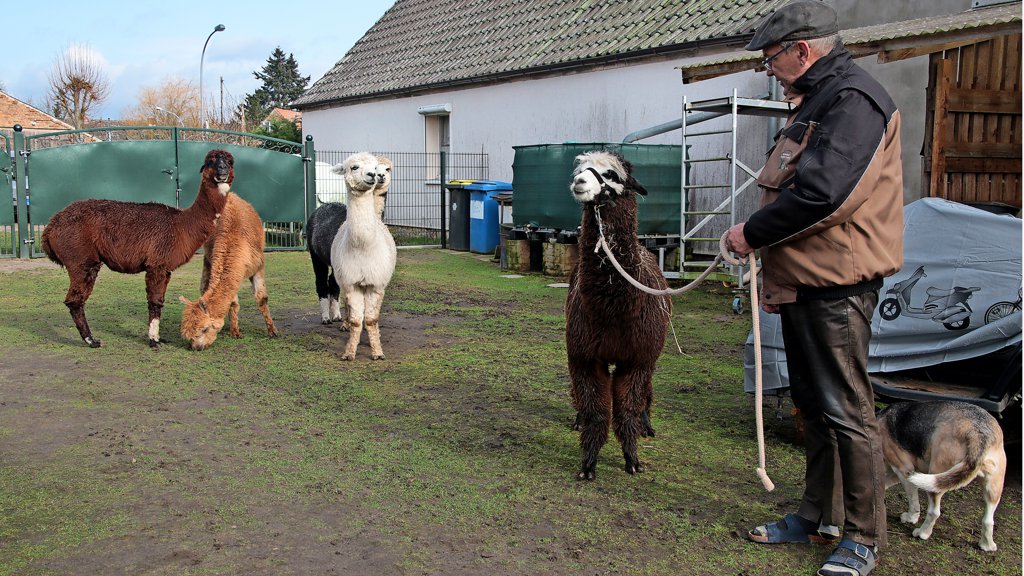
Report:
155,106,184,126
199,24,226,130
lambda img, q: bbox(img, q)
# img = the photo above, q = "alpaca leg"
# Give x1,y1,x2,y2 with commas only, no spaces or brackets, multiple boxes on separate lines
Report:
311,253,333,324
200,249,213,293
250,272,278,337
363,287,386,360
64,262,102,347
341,287,365,360
612,363,652,475
228,294,241,338
913,491,943,540
640,372,655,438
144,269,171,347
328,272,344,324
570,357,612,481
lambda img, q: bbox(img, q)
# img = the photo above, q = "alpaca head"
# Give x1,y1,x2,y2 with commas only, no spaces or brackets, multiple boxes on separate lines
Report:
374,156,393,214
178,295,224,351
201,149,235,194
375,156,393,190
332,152,380,194
570,151,647,204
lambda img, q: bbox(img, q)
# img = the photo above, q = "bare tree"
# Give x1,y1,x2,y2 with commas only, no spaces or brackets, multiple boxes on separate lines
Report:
46,43,110,129
121,78,200,127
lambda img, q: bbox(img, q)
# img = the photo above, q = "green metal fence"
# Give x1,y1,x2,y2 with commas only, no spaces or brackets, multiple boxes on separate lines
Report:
2,124,491,257
6,124,314,258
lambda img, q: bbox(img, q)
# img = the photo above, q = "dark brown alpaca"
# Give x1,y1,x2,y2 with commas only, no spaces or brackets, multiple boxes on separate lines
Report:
566,151,671,481
41,149,235,347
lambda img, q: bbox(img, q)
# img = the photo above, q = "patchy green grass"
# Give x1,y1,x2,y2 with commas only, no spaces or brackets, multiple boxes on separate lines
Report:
0,250,1019,575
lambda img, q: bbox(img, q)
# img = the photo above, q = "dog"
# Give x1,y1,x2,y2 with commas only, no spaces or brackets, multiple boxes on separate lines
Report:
878,400,1006,551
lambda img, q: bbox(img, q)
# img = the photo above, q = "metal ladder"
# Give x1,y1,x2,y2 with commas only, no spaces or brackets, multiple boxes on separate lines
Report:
677,89,793,284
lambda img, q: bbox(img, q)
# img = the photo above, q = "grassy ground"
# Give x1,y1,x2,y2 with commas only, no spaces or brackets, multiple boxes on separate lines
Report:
0,249,1019,575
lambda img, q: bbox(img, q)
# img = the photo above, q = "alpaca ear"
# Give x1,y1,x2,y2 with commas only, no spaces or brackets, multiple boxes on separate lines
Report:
629,178,648,196
198,298,208,312
179,295,191,305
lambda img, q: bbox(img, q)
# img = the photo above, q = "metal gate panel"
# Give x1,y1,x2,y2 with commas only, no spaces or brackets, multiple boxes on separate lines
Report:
13,127,313,257
28,139,179,222
176,141,306,222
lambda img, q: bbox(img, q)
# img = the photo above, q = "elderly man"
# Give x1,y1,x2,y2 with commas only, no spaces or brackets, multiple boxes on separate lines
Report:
725,2,904,576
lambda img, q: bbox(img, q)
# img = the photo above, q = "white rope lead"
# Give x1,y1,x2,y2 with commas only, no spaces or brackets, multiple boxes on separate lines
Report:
720,245,775,492
591,205,774,491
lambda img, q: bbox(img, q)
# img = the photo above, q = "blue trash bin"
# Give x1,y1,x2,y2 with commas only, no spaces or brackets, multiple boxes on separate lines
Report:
465,180,513,254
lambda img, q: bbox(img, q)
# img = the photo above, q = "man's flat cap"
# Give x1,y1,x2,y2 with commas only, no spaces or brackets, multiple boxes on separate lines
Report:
745,1,839,51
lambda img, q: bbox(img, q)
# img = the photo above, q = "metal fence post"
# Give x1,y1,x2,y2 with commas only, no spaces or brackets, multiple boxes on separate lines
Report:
304,135,316,238
12,125,29,259
439,150,447,249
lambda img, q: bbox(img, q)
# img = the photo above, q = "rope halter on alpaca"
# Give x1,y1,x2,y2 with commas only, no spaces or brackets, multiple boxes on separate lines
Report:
592,205,775,492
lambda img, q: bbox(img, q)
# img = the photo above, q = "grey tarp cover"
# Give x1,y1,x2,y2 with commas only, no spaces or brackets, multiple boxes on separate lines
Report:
744,198,1022,393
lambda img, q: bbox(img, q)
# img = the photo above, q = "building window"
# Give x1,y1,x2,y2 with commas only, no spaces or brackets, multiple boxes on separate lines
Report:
419,103,451,180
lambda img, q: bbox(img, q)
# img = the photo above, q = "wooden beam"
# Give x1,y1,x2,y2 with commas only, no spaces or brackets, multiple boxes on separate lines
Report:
945,157,1022,173
946,88,1023,114
945,141,1022,159
929,59,953,198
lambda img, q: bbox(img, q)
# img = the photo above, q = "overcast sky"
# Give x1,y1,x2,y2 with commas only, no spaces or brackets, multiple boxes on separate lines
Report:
4,0,395,119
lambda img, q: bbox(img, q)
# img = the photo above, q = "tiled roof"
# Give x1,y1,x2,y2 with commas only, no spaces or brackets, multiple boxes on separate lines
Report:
679,2,1022,82
269,107,302,122
0,91,75,131
293,0,788,108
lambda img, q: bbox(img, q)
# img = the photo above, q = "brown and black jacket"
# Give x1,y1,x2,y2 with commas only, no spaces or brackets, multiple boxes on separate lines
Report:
744,45,904,305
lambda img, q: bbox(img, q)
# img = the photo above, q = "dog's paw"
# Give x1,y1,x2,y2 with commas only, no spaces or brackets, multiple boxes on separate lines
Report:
900,512,920,524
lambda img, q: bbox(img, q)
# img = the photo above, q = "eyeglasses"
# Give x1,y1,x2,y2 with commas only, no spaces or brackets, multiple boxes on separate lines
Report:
761,42,794,71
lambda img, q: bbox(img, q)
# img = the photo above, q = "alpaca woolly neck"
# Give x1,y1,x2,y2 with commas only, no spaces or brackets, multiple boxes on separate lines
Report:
578,195,643,274
173,175,230,262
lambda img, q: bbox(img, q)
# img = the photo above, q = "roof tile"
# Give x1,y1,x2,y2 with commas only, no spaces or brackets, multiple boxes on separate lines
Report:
293,0,786,108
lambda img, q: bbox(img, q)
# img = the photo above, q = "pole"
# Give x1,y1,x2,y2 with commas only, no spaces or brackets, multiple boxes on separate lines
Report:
440,151,447,249
12,126,29,259
199,24,225,130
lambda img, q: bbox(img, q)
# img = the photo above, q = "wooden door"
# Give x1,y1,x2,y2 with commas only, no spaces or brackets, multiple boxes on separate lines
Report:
923,33,1022,209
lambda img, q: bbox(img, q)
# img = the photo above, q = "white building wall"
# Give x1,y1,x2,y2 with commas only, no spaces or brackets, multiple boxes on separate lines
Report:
302,57,774,184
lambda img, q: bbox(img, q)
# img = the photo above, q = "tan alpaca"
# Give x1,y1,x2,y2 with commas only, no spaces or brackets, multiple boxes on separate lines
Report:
179,193,278,350
374,155,392,218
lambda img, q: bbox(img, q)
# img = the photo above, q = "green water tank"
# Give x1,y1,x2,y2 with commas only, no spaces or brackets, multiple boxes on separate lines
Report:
511,143,682,235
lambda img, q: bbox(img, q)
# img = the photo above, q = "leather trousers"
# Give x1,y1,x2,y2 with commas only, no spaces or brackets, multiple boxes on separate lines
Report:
780,290,887,549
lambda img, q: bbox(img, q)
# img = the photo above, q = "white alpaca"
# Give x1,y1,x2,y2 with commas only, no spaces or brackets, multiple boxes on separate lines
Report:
330,152,397,360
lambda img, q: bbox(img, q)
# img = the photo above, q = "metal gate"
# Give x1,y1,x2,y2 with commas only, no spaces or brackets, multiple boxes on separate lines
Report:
7,124,315,258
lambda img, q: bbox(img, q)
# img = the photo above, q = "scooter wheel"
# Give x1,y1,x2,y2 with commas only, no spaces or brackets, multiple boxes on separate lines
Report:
943,317,970,331
879,298,901,321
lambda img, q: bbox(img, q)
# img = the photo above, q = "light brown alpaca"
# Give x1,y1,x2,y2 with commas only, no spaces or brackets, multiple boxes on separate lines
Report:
179,193,278,350
374,155,392,218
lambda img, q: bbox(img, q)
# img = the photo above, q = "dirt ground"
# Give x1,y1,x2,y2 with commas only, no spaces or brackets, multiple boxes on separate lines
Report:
1,254,1020,575
0,308,457,575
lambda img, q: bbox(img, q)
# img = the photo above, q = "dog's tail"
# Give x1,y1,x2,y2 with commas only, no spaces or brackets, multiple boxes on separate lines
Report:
907,421,994,492
908,461,977,492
